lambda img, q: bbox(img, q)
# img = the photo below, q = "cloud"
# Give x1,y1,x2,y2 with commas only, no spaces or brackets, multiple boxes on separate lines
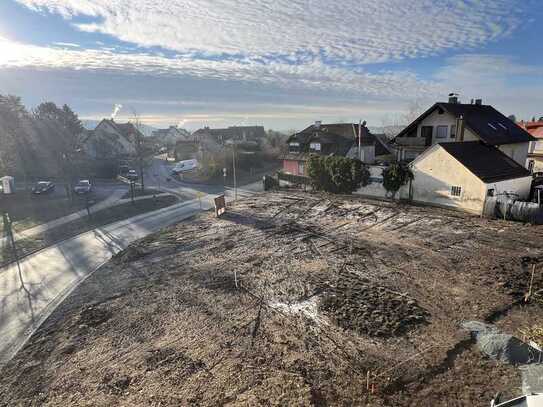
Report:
14,0,530,64
0,35,443,99
435,54,543,118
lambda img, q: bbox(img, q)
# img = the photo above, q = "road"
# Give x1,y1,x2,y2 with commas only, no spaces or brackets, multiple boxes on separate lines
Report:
0,158,263,365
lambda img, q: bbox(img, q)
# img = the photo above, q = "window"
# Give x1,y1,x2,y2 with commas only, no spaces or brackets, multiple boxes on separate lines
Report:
298,161,305,175
309,142,321,151
436,125,448,139
451,186,462,197
528,160,535,173
487,189,495,197
450,125,456,138
289,142,300,153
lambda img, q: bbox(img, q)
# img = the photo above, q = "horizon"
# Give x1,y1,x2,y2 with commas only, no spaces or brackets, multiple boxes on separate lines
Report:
1,1,542,130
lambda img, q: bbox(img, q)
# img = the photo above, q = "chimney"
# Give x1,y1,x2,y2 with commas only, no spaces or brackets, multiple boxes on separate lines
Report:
448,93,459,104
314,120,322,129
475,99,482,106
456,115,465,142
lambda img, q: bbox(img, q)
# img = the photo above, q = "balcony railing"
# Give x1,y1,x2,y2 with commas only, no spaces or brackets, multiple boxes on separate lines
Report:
394,137,427,147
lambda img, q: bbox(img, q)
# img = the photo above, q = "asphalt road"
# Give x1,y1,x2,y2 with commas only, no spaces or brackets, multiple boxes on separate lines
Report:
0,160,262,365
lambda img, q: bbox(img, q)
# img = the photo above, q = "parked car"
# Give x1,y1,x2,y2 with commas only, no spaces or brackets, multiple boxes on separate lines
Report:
126,169,138,180
32,181,55,195
74,179,92,194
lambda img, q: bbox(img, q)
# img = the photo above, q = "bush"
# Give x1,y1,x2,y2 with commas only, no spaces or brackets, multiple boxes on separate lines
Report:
307,155,369,194
382,162,414,197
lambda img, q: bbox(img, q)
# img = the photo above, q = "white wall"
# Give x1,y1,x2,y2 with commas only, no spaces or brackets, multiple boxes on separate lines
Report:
406,146,487,214
498,142,530,167
486,176,532,200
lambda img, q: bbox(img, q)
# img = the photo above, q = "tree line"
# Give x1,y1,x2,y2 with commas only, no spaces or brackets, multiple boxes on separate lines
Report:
0,95,85,191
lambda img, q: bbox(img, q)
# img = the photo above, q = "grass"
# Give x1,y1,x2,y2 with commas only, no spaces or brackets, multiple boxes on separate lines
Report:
0,195,178,266
0,192,106,234
121,188,160,200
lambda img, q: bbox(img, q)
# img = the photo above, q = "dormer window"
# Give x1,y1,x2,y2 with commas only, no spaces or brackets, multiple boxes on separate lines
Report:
310,142,321,151
289,142,300,153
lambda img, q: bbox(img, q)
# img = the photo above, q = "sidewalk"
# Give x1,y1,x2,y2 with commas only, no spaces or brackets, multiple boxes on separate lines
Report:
1,190,171,246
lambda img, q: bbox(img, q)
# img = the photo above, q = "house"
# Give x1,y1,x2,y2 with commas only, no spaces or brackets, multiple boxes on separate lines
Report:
519,119,543,173
81,119,139,159
151,126,192,147
282,121,390,176
403,141,532,214
392,96,535,167
193,125,266,145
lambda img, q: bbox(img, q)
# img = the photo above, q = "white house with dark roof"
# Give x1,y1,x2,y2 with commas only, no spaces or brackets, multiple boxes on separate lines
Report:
401,141,532,214
81,119,139,159
391,96,535,167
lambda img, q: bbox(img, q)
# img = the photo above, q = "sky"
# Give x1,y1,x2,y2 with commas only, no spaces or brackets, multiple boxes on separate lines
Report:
0,0,542,131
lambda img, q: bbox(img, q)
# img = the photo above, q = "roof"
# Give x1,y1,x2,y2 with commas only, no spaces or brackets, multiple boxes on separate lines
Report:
288,122,388,156
96,119,143,140
519,120,543,139
193,126,265,140
396,102,536,145
439,141,531,183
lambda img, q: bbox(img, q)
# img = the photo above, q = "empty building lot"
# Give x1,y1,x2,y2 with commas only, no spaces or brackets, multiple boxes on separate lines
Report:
1,191,542,406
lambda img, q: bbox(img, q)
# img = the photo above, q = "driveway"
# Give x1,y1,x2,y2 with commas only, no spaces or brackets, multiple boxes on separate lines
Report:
0,184,261,365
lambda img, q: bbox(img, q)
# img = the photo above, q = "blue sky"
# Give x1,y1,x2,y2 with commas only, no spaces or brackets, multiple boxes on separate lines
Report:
0,0,542,131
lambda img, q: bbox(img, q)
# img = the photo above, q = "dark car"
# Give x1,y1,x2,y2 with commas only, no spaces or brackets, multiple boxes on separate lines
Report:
32,181,55,195
126,169,138,180
74,179,92,194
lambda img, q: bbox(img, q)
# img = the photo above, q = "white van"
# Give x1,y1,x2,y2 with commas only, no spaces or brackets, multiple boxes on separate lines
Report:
172,159,199,174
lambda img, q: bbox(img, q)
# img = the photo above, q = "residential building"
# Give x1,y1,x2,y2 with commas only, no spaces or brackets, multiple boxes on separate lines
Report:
519,119,543,173
81,119,140,159
193,125,266,145
392,96,535,166
282,121,390,176
402,141,532,214
151,125,192,147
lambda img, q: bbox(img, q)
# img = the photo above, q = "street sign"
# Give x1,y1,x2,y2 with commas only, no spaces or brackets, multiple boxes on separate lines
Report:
214,195,226,217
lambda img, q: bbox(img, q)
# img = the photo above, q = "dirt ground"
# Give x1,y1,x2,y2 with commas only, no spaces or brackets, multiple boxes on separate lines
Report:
1,191,542,406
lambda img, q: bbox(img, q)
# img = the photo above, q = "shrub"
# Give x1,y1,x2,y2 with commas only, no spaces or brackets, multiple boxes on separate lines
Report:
382,162,414,197
307,155,369,194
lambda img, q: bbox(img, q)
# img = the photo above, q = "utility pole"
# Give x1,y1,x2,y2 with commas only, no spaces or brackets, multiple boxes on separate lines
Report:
130,180,135,204
232,141,237,201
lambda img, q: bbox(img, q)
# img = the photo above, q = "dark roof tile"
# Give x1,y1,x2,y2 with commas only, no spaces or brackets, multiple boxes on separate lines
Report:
439,141,531,183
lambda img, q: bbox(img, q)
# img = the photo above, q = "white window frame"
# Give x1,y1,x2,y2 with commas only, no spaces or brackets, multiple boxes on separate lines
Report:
451,185,462,197
309,142,321,151
436,125,448,139
450,125,456,139
298,161,305,175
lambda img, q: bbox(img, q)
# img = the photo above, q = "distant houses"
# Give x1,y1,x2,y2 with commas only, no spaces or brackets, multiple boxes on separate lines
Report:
193,125,266,146
282,121,391,176
151,126,192,147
